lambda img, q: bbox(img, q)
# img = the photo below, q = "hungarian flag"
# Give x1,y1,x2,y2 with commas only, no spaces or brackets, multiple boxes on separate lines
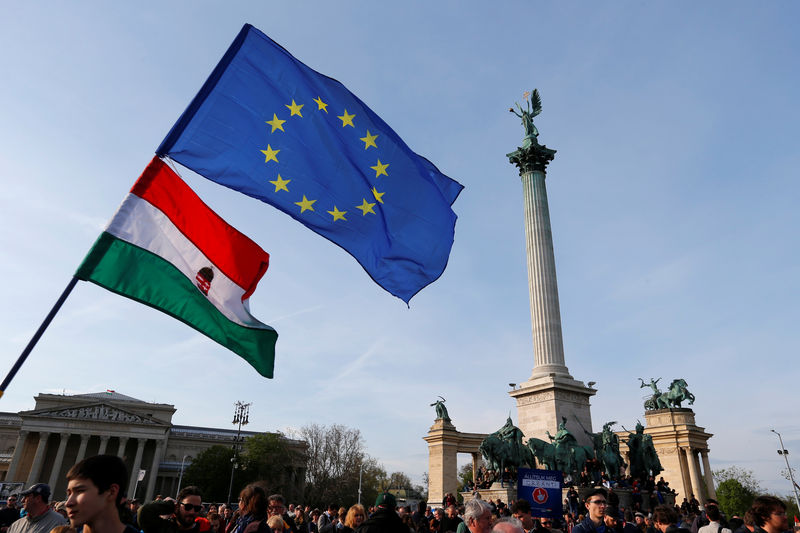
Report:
76,157,277,377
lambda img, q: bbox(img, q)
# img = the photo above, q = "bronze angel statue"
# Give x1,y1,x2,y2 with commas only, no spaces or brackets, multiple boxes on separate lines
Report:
509,89,542,141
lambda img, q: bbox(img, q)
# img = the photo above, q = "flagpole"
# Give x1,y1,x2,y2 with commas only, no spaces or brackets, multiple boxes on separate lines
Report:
0,276,79,399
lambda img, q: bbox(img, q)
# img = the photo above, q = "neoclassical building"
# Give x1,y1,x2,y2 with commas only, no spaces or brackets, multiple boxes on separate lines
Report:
0,391,306,502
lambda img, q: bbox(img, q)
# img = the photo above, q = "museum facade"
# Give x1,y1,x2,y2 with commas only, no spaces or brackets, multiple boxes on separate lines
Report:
0,391,306,502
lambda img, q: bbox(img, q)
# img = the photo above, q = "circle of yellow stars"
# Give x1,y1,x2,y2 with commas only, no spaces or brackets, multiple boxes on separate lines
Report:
259,96,389,222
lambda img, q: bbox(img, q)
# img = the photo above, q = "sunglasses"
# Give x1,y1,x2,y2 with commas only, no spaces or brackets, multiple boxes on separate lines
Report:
182,503,203,511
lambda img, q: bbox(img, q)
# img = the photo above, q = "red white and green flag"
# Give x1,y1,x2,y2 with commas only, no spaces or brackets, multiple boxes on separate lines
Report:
75,157,277,377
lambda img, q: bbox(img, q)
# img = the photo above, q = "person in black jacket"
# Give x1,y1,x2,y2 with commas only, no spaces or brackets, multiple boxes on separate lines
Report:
355,493,406,533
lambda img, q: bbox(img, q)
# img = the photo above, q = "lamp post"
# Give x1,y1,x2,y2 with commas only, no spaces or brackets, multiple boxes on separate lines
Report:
176,454,189,499
771,429,800,513
227,401,251,505
358,462,364,505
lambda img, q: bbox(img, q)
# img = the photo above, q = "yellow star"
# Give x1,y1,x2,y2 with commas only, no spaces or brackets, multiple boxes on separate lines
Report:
370,159,389,177
313,96,328,113
269,174,290,192
338,109,356,127
356,198,376,216
294,195,316,213
327,206,348,221
286,99,304,117
260,145,280,163
372,187,385,204
265,114,286,133
360,130,378,150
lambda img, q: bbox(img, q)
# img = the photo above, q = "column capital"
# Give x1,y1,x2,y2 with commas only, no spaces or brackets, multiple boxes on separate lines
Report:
507,142,557,174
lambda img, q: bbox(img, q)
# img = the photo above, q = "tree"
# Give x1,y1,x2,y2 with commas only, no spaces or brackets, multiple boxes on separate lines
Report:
183,445,235,503
714,467,762,518
458,463,477,492
241,433,306,501
299,423,371,507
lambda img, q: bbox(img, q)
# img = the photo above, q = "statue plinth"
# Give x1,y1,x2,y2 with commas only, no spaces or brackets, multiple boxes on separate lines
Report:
617,409,715,502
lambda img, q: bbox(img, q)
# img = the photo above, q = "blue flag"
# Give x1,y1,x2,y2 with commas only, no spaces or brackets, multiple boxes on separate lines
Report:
157,24,463,303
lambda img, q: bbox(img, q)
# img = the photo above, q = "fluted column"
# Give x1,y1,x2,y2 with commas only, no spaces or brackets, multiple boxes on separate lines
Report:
47,433,71,489
97,435,110,455
521,168,569,377
145,439,166,502
684,447,704,500
26,432,50,485
117,437,129,459
5,431,29,481
75,434,91,463
127,438,147,499
701,450,716,499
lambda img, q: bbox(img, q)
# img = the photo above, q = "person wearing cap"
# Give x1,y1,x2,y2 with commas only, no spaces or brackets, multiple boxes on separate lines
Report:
7,484,67,533
354,493,405,533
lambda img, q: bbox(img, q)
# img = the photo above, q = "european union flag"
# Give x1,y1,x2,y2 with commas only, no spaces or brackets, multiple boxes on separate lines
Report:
157,24,463,303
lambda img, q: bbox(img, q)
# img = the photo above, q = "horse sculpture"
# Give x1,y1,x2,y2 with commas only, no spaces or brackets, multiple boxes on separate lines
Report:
655,378,695,409
479,417,533,486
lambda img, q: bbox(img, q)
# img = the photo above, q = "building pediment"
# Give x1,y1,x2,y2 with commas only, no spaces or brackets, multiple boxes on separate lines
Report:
22,403,167,426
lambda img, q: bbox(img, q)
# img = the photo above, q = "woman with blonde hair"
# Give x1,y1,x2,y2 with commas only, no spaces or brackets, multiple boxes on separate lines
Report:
341,504,367,533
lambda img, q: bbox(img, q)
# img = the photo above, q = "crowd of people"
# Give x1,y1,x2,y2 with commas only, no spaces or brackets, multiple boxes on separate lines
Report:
0,455,797,533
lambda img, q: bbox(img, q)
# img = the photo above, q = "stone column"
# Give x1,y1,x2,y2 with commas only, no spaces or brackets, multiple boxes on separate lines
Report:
127,438,147,499
422,420,459,505
97,435,110,455
145,439,166,502
47,433,71,489
75,434,91,463
471,452,479,485
520,166,570,378
117,437,129,459
701,450,716,499
5,431,29,482
26,431,50,485
685,448,704,500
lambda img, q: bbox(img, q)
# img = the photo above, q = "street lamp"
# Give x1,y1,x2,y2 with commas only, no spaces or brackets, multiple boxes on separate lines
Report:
227,401,251,505
176,454,189,499
770,429,800,513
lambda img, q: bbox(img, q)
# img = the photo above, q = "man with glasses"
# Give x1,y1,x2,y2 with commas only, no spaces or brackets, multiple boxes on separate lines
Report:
0,495,21,533
573,489,608,533
139,486,204,533
748,497,787,533
268,494,299,533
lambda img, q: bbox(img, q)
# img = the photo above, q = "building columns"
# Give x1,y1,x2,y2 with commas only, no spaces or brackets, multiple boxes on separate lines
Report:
97,435,110,455
145,439,166,502
47,433,71,489
127,438,147,499
117,437,129,459
75,434,91,463
26,431,51,485
5,431,29,482
684,447,704,500
701,450,716,499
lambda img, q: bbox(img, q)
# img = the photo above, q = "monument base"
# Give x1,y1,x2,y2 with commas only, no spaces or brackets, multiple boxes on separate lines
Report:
509,373,596,447
462,482,517,505
644,409,714,502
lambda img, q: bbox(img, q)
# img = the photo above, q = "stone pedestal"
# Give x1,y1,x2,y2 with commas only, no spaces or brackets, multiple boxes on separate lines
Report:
618,409,714,502
510,376,596,446
462,482,517,505
423,419,486,505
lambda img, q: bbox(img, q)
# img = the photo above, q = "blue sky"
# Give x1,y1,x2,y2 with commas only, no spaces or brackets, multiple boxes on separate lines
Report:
1,3,798,497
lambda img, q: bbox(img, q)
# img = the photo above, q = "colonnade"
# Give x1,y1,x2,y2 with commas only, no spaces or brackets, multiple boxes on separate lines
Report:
681,446,716,501
4,430,166,502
